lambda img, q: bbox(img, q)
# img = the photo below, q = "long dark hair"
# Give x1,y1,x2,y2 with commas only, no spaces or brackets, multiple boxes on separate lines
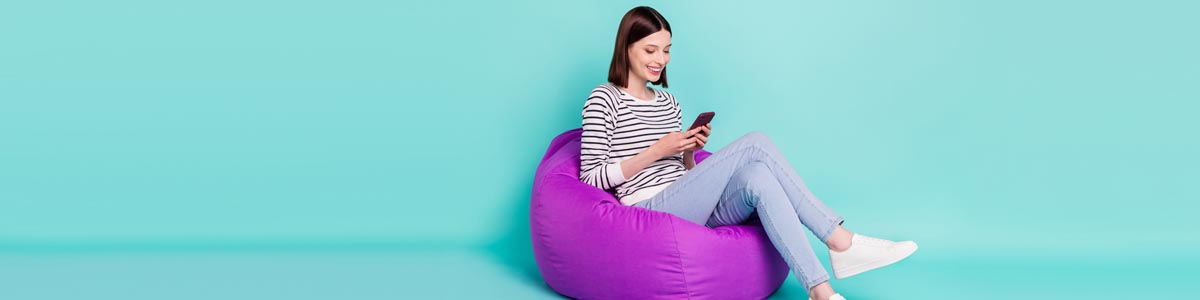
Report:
608,6,672,88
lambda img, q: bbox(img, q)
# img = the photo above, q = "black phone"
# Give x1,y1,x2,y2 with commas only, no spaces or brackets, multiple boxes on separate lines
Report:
688,112,715,131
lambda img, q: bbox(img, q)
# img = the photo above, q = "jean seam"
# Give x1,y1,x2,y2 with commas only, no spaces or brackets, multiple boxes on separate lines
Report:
805,273,829,291
819,216,846,243
754,197,812,289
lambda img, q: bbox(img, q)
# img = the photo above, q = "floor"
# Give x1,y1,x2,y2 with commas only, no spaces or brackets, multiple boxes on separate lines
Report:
2,246,1196,299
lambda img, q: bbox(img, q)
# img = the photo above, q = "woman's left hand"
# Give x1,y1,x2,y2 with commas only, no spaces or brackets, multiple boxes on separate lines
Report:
683,124,711,152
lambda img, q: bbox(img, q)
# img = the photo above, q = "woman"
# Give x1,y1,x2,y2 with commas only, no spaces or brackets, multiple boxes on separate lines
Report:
579,7,918,300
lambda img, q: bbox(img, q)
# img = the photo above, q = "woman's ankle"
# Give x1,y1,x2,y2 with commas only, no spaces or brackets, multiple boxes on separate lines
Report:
808,281,837,300
825,226,854,252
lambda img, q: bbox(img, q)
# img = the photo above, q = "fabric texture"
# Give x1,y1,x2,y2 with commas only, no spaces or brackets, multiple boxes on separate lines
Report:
578,83,687,205
531,128,789,299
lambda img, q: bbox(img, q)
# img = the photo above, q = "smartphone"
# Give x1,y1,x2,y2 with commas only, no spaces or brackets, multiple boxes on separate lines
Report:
688,112,715,131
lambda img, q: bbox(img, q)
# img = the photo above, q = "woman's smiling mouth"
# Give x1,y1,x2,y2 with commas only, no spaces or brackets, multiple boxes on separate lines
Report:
647,65,663,76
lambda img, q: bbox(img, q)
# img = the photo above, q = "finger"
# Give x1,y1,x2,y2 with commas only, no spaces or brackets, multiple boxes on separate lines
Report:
695,134,707,143
679,138,696,148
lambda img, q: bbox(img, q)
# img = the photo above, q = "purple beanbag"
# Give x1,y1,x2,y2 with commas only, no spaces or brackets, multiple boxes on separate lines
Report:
530,128,789,299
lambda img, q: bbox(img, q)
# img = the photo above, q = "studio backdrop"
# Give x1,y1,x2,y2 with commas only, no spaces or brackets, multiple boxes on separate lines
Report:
2,0,1198,299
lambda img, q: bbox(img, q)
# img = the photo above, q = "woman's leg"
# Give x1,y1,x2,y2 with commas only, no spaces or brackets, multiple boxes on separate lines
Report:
716,134,916,281
637,131,845,243
632,131,845,293
634,131,916,297
702,161,832,291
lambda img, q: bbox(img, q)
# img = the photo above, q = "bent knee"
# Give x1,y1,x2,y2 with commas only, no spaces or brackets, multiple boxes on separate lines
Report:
735,131,775,147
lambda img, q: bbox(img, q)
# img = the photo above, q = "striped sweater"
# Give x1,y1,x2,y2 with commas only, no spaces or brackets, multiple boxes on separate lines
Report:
579,83,687,206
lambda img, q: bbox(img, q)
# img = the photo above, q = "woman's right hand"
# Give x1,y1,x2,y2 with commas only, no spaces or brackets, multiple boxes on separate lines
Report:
649,127,704,158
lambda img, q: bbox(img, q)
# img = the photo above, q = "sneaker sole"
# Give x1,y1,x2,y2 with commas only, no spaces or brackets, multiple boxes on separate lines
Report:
832,243,918,279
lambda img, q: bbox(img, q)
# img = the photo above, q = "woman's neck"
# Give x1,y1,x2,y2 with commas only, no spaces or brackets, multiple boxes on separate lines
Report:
621,81,654,101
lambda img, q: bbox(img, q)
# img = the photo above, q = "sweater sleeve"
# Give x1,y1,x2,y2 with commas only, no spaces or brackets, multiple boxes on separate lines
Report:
579,89,627,190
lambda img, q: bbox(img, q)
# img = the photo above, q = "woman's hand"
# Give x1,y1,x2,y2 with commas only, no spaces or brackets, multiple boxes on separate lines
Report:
681,125,710,170
650,126,704,158
682,124,711,153
650,125,712,158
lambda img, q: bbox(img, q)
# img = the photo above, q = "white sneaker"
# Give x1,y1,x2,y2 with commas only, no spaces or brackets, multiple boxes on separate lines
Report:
829,233,918,279
807,294,846,300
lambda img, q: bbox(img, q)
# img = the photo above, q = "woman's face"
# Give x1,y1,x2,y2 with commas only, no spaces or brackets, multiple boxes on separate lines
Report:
627,29,671,85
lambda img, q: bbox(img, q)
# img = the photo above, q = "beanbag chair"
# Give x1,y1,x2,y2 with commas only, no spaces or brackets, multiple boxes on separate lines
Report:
530,128,789,299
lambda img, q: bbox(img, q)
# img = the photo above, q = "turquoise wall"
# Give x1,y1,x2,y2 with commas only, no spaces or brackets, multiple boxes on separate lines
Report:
3,0,1198,282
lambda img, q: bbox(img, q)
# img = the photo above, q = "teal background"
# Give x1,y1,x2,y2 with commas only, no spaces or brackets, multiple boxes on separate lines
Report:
2,0,1198,299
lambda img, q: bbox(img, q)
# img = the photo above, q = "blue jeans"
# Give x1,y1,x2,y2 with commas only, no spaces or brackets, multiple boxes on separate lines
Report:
632,131,845,290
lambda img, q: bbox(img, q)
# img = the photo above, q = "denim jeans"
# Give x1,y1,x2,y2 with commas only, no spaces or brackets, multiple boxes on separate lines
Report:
632,131,845,290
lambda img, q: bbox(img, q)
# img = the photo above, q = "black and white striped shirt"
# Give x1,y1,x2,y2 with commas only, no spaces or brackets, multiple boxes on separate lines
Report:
579,83,686,205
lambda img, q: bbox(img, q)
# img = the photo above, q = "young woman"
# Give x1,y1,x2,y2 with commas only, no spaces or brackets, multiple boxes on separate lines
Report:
579,7,918,300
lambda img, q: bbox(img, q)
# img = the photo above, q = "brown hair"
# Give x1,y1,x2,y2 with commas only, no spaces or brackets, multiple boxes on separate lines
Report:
608,6,672,88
